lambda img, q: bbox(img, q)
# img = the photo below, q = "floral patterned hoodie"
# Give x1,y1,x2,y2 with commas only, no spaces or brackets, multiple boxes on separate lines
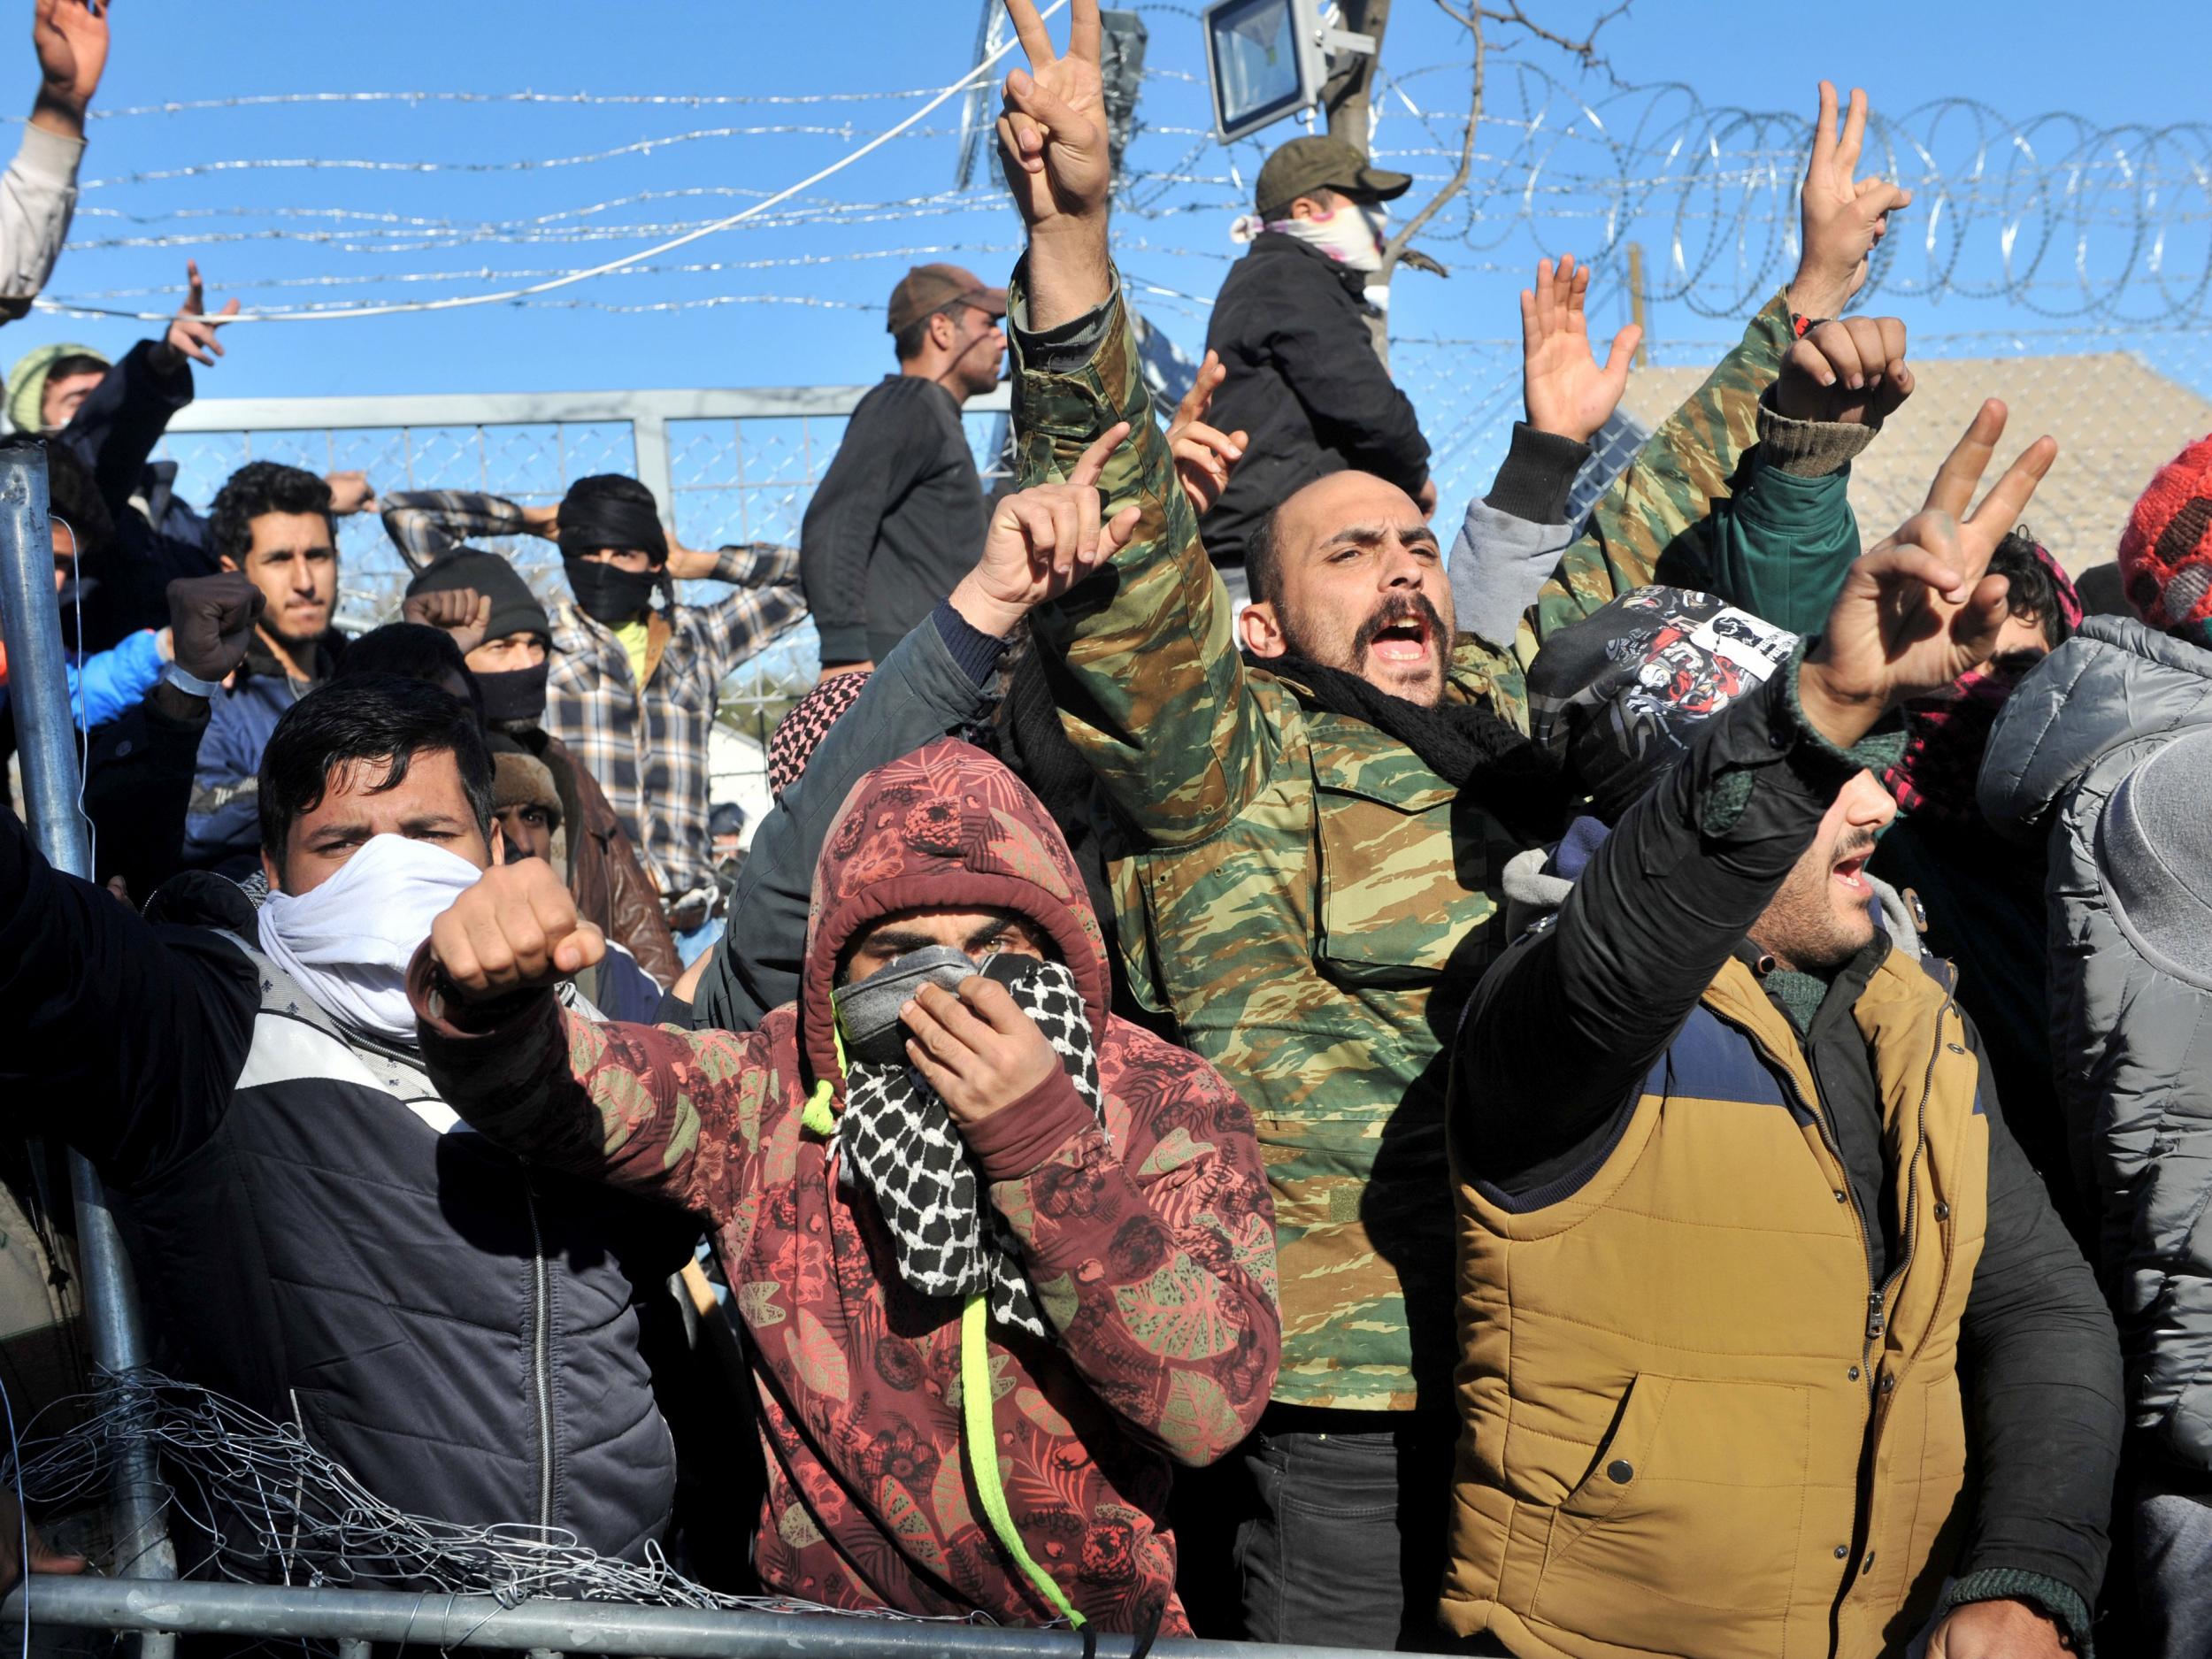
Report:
411,740,1279,1632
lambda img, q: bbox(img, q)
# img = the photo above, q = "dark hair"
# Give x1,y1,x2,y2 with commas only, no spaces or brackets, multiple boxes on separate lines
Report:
42,354,108,396
337,623,485,727
209,461,335,567
1243,505,1283,608
1990,526,2074,651
893,301,971,364
561,472,659,525
44,442,114,558
257,674,493,880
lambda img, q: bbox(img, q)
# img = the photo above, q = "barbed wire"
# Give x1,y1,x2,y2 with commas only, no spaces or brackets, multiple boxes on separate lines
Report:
32,11,2212,338
7,1371,1004,1623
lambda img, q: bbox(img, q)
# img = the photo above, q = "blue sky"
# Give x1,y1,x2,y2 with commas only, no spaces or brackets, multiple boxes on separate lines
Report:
19,0,2209,403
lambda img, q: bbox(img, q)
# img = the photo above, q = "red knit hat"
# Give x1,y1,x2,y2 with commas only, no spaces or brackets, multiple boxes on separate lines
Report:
2118,433,2212,647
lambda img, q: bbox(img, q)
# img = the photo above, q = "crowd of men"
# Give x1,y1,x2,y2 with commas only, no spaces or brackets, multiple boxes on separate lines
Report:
5,2,2212,1655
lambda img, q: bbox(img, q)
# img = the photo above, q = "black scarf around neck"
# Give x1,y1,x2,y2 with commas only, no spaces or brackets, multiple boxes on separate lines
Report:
1253,650,1567,841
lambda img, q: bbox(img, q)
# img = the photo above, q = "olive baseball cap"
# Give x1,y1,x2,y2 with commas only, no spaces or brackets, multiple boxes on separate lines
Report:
885,263,1009,335
1255,134,1413,220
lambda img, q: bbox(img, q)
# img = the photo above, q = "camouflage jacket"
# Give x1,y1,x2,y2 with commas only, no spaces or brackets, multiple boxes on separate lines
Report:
1014,278,1791,1409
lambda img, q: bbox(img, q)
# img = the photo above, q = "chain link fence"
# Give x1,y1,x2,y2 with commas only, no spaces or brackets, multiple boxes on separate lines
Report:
156,396,1010,792
156,318,2212,795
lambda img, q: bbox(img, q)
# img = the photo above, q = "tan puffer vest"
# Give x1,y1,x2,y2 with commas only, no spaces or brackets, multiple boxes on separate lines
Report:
1440,949,1988,1659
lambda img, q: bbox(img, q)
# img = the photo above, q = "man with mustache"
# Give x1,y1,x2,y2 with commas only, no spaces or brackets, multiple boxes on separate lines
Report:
988,0,1911,1640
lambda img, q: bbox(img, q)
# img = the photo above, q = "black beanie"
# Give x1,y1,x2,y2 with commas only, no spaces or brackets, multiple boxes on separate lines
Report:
1525,587,1797,823
406,551,550,646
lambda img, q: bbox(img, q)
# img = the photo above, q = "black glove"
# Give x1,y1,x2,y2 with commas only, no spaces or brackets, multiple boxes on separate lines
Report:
165,572,265,681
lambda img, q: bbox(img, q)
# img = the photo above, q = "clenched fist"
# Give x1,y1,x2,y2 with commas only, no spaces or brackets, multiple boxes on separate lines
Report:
165,572,265,682
402,586,492,656
429,856,605,1002
1773,317,1913,426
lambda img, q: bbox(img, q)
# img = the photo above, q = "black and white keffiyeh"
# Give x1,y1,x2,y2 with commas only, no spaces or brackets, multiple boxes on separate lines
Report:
836,956,1102,1339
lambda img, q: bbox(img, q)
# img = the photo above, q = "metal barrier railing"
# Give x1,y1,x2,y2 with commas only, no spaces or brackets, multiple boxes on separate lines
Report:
0,1578,1394,1659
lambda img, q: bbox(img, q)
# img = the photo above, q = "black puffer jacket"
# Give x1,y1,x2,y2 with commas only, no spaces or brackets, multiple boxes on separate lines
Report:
0,818,686,1565
1200,233,1429,568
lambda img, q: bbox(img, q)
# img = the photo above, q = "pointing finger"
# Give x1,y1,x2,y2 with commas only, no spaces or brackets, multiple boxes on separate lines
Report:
1808,80,1839,180
1924,399,2009,518
1838,86,1869,175
1068,0,1102,65
1963,434,2059,536
1002,0,1058,68
1069,419,1131,487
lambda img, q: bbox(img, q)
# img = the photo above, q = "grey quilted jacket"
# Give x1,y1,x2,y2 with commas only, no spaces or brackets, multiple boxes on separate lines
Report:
1980,615,2212,1471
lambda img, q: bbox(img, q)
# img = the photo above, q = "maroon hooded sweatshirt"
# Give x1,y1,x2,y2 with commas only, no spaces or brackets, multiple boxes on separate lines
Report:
411,740,1279,1632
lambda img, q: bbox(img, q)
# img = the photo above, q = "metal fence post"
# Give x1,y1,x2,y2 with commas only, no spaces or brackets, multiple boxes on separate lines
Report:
0,438,180,1655
631,411,676,533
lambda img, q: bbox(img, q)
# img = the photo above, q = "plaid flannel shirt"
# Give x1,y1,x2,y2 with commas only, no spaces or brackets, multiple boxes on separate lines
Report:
379,489,808,897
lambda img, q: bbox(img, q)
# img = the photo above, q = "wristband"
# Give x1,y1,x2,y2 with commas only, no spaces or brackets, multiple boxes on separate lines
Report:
160,660,226,699
1790,312,1831,340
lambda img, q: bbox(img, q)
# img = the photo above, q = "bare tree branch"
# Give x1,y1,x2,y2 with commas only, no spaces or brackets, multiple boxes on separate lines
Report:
1377,0,1632,288
1489,0,1632,71
1376,0,1486,286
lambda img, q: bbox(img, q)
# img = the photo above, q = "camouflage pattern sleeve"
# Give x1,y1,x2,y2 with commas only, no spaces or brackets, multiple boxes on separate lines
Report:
414,972,779,1226
1512,289,1795,669
1014,277,1277,847
983,1041,1279,1466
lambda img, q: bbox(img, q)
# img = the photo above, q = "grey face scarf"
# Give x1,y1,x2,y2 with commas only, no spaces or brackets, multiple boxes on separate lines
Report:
833,954,1102,1339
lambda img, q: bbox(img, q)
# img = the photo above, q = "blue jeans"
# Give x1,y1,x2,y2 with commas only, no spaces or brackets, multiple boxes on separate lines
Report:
674,912,725,967
2138,1475,2212,1659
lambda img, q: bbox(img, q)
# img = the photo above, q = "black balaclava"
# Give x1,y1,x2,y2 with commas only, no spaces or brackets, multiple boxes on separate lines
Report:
562,557,662,626
479,660,552,726
558,473,670,626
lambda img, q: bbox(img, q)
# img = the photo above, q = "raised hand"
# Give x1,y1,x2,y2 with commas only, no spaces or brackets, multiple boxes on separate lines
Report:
31,0,109,135
402,587,493,656
949,420,1142,636
518,503,562,542
164,572,265,683
1165,353,1246,513
997,0,1113,326
1772,316,1914,426
1520,253,1640,444
901,976,1062,1131
429,856,605,1002
1793,81,1913,320
157,261,240,371
1799,399,2056,745
324,470,376,516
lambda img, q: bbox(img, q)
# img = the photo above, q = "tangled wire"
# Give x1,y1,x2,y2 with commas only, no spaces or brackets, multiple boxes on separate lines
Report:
4,1371,971,1624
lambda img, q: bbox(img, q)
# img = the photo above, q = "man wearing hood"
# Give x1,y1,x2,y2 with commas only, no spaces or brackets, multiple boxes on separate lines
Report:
379,475,806,957
1980,432,2212,1658
0,674,686,1568
407,732,1279,1634
1440,419,2120,1654
399,550,682,995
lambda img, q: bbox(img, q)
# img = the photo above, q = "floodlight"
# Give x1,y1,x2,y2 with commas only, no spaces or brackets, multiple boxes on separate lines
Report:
1202,0,1374,144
